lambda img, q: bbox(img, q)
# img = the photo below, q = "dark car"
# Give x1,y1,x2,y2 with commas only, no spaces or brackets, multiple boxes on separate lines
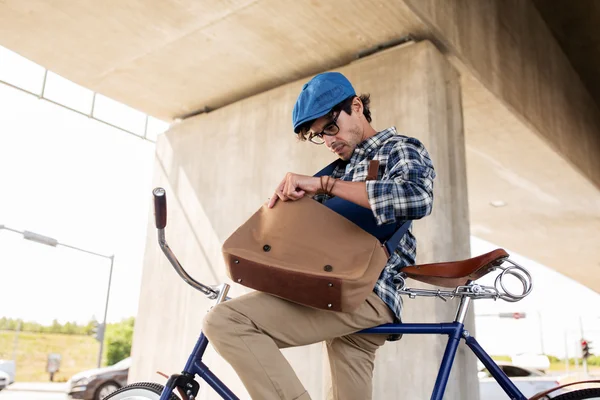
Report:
66,357,130,400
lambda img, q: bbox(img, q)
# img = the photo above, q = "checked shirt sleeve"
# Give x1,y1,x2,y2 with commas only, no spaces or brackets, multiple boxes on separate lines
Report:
366,138,436,225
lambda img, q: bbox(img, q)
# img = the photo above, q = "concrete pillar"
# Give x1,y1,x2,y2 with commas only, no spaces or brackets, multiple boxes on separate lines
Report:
130,40,477,399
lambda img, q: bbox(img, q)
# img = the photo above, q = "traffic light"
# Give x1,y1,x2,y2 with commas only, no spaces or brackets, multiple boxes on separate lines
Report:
91,322,105,343
581,339,592,359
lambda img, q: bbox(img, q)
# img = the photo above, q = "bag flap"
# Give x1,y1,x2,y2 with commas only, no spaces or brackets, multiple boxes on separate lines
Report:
222,197,384,279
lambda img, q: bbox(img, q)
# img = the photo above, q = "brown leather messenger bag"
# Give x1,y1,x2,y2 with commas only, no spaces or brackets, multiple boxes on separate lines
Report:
222,160,411,312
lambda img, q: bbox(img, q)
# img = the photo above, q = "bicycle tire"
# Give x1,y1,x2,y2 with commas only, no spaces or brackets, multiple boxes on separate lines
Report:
551,388,600,400
103,382,179,400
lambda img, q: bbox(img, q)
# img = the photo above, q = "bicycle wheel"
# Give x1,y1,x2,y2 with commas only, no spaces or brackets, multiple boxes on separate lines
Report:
103,382,179,400
552,388,600,400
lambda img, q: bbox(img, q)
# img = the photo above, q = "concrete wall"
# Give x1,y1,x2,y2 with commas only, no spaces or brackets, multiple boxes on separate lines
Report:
130,40,478,399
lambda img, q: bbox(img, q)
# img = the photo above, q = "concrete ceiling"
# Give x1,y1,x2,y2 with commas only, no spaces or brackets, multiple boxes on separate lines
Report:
0,0,427,121
533,0,600,113
460,71,600,291
0,0,598,292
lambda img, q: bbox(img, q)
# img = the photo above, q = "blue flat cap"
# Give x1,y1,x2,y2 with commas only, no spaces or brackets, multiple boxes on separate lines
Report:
292,72,356,133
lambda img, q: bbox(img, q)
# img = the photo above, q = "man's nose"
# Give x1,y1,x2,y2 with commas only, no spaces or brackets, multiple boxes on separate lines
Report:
324,134,337,147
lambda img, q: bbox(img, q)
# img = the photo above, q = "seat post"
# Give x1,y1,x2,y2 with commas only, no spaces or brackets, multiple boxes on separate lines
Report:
454,281,473,324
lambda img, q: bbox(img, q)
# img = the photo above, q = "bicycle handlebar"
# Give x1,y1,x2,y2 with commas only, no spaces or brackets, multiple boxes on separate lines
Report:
153,188,167,229
152,187,222,299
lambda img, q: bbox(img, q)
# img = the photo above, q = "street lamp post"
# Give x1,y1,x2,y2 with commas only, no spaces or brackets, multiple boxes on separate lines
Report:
98,255,114,368
0,224,114,368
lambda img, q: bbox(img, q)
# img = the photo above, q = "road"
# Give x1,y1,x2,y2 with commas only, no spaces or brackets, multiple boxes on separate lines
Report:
0,382,67,399
0,390,65,400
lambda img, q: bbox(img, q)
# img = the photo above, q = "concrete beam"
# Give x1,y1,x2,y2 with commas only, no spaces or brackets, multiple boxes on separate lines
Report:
404,0,600,190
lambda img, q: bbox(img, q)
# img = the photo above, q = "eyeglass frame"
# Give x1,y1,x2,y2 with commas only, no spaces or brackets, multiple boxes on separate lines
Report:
307,112,341,145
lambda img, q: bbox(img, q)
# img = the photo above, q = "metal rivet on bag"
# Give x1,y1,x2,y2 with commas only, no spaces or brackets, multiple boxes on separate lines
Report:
327,304,332,308
263,244,271,252
237,278,242,283
328,283,333,287
324,265,333,272
234,260,239,264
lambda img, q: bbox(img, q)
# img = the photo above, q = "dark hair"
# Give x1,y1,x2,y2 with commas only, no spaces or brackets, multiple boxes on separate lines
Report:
296,94,372,141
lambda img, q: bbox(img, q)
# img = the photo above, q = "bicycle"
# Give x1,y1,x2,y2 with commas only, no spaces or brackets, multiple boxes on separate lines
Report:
106,188,600,400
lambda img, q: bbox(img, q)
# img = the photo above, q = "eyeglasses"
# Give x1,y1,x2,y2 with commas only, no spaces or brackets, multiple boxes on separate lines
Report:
307,113,340,145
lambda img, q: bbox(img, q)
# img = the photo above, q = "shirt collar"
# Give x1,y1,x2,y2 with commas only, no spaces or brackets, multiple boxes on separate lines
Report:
350,127,397,163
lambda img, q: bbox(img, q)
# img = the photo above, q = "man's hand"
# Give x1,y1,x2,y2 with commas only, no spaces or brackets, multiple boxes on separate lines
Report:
267,173,320,208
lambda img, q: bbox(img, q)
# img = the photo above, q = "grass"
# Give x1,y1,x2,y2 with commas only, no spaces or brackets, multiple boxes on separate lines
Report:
1,334,595,383
0,330,99,382
492,354,600,375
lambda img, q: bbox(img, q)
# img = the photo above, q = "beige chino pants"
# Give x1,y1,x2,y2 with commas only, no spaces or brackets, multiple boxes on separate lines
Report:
202,291,394,400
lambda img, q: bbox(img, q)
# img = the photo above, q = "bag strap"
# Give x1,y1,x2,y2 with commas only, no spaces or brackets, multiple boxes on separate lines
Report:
366,160,379,181
314,159,411,257
315,159,380,179
314,159,346,177
384,220,411,257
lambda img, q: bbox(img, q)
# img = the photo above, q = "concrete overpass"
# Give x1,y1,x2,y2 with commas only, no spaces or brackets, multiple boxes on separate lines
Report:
1,1,599,398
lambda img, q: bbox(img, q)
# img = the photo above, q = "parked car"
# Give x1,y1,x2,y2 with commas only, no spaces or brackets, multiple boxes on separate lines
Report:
0,360,15,385
66,357,130,400
0,370,10,391
479,361,563,399
512,353,551,372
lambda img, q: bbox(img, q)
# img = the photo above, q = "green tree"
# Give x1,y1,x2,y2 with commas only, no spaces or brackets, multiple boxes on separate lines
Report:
0,318,21,331
547,355,561,364
22,321,39,333
104,318,135,366
0,317,91,335
51,319,62,334
84,318,98,336
63,322,78,335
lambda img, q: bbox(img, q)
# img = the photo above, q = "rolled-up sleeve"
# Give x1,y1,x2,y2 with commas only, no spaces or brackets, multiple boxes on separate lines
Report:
366,138,436,225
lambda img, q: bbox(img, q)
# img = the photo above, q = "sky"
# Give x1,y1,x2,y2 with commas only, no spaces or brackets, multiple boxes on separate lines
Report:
0,82,156,327
0,46,162,330
0,46,599,361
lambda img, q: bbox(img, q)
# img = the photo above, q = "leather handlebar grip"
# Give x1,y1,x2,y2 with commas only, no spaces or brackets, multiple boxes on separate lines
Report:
153,187,167,229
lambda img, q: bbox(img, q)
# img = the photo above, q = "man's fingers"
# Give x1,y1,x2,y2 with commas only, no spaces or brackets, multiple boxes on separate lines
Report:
288,190,305,200
284,175,301,197
268,178,286,208
267,194,279,208
282,177,292,200
268,189,303,208
269,173,307,208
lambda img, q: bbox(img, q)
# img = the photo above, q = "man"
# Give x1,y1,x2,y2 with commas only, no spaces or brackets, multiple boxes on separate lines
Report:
203,72,436,400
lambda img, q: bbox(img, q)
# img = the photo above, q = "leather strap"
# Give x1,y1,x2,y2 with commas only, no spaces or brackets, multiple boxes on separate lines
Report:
366,160,379,181
315,159,380,180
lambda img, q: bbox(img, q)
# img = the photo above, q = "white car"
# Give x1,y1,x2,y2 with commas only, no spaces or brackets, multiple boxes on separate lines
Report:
479,362,563,399
0,370,10,391
511,353,551,372
0,360,15,385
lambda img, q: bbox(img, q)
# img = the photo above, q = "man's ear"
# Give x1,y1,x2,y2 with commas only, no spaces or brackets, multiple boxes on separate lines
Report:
352,96,363,115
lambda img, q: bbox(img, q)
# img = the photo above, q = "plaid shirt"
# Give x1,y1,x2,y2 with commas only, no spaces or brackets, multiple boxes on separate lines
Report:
315,127,436,322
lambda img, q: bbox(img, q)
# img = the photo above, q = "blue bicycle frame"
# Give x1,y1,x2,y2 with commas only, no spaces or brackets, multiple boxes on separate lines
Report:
157,296,526,400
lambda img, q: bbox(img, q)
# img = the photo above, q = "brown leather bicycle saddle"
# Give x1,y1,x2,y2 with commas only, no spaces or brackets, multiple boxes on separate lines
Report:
401,249,509,288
